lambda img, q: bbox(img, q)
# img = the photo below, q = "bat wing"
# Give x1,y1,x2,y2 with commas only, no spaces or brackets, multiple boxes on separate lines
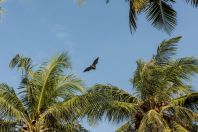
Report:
83,66,92,72
92,57,99,66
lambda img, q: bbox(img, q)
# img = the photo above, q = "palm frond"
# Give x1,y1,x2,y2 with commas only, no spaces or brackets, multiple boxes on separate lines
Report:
131,59,149,97
165,85,192,96
170,121,188,132
44,120,89,132
90,84,138,103
172,92,198,111
9,54,32,73
0,83,26,120
86,101,134,125
18,76,38,114
116,121,135,132
138,110,169,132
145,0,176,34
41,93,94,123
164,57,198,83
161,105,197,128
185,0,198,7
154,36,182,63
86,85,139,124
129,0,138,33
59,122,89,132
0,120,17,132
54,74,85,95
36,52,71,114
105,101,138,123
129,0,147,33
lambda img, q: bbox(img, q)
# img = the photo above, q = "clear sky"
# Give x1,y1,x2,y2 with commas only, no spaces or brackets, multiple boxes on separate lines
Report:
0,0,198,131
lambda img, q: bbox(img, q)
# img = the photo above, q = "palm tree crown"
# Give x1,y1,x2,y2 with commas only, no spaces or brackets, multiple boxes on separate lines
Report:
0,52,88,132
85,36,198,131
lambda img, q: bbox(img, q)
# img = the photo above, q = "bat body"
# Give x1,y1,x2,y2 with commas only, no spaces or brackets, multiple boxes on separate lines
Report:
83,57,99,72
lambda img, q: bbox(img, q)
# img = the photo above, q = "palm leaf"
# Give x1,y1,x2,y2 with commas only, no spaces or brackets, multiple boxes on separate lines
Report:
154,36,182,63
145,0,176,34
41,93,97,123
116,121,135,132
36,52,71,114
131,59,145,95
164,57,198,84
86,85,139,124
0,120,17,132
170,121,188,132
129,0,138,33
161,105,197,128
9,54,32,73
89,84,138,103
185,0,198,7
0,84,26,120
172,92,198,111
138,110,169,132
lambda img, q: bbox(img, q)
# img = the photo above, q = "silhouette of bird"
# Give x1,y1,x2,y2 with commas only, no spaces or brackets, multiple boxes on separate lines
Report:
83,57,99,72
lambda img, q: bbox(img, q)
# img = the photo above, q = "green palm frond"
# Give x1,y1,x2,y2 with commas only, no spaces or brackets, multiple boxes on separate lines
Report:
116,121,135,132
36,52,71,114
37,74,85,110
131,59,145,94
172,92,198,111
0,120,16,132
55,74,85,94
85,85,139,124
145,0,176,34
9,54,32,73
41,93,95,123
45,121,89,132
165,85,192,96
185,0,198,7
138,110,169,132
86,101,133,125
90,84,138,103
0,84,26,120
59,122,89,132
104,101,138,123
18,78,38,113
161,105,197,128
170,121,188,132
164,57,198,83
129,0,138,32
154,36,182,63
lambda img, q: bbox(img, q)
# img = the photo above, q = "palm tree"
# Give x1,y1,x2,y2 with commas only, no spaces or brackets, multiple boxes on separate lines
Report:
85,36,198,131
0,53,88,131
106,0,198,34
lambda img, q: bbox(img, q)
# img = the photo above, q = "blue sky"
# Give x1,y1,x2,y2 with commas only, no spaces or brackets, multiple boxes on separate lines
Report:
0,0,198,131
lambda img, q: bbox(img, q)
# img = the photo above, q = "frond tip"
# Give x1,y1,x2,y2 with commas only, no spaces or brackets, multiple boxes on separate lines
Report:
185,0,198,7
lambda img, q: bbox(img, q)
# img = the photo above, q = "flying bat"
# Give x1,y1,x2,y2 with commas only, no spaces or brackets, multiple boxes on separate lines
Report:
83,57,99,72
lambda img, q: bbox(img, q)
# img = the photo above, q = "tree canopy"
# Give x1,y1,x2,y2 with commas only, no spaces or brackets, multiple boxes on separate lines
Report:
0,53,88,131
84,36,198,131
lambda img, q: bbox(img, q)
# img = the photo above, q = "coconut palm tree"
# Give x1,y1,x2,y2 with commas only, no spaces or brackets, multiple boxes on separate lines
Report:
106,0,198,34
0,53,88,131
85,36,198,131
